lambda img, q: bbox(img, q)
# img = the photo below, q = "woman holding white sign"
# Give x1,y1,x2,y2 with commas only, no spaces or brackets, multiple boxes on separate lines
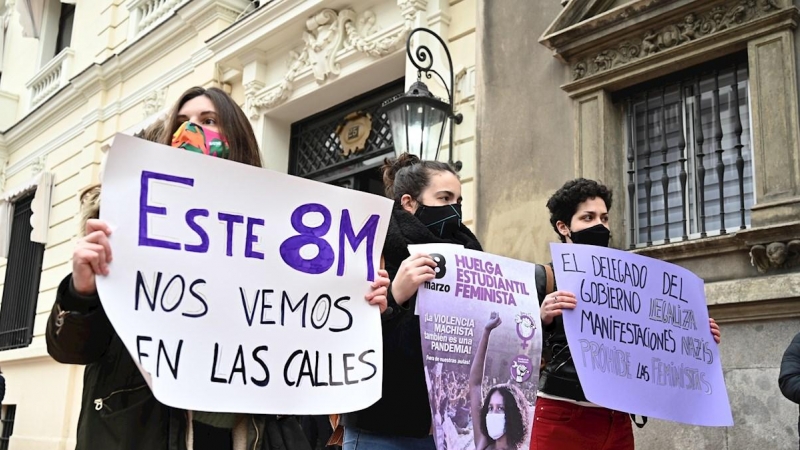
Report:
340,154,482,450
531,178,722,450
46,86,390,450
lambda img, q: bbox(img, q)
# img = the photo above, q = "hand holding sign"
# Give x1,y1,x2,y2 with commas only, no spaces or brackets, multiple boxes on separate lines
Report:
550,243,733,427
72,219,114,294
365,270,390,313
96,134,393,415
391,253,438,305
540,290,577,326
709,318,721,344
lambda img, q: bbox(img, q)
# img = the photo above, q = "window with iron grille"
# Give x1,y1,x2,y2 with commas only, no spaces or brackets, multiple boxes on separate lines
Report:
621,54,754,248
0,405,15,450
289,79,402,181
0,193,45,351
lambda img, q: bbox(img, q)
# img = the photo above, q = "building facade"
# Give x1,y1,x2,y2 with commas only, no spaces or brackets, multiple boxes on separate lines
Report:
0,0,477,448
477,0,800,448
1,0,795,448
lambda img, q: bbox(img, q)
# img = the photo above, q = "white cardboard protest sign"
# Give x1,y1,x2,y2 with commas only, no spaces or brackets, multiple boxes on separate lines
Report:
96,134,392,414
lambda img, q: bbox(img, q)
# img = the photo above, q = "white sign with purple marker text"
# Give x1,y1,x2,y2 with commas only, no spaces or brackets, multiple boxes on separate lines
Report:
551,243,733,426
96,134,392,414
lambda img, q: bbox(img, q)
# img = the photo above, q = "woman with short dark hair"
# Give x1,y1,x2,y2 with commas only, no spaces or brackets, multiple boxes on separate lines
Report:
531,178,722,450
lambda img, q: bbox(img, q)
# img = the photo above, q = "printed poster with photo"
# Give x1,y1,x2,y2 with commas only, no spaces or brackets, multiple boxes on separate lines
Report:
411,244,541,450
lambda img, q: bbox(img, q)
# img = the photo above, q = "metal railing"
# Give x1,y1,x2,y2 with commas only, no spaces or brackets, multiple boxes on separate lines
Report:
622,56,753,248
26,48,74,108
0,194,44,351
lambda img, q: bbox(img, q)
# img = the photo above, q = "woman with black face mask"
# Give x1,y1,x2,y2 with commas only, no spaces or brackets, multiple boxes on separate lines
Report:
530,178,722,450
339,153,481,450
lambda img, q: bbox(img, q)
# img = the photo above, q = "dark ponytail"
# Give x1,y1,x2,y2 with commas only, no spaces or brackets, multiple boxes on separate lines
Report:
381,153,457,203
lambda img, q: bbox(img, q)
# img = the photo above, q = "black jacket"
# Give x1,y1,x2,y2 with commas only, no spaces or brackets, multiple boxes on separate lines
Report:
535,264,587,402
341,206,482,438
780,332,800,403
47,275,184,450
46,274,311,450
780,332,800,440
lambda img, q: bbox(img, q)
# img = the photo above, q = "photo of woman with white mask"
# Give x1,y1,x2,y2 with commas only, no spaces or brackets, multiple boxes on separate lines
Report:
469,313,530,450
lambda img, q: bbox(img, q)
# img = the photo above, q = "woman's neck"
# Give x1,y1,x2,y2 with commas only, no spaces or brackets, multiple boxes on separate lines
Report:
493,436,511,450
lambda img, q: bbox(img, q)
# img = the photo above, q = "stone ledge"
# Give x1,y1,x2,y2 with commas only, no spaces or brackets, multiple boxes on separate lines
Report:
706,272,800,323
559,7,800,97
0,342,51,364
540,0,697,59
631,222,800,262
706,271,800,305
709,298,800,323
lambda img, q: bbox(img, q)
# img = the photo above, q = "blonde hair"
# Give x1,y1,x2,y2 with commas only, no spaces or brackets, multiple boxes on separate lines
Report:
79,119,167,236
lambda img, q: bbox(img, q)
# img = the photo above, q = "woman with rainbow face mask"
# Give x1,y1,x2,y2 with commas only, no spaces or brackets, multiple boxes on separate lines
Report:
45,87,390,450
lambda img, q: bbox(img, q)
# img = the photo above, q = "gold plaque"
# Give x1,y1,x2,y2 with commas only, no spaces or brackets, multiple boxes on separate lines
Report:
336,112,372,157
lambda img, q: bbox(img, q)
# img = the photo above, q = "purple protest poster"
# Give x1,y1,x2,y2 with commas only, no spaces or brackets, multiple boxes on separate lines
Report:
411,244,541,450
550,243,733,426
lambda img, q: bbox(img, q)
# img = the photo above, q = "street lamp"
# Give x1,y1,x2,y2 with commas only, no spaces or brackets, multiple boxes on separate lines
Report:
383,28,464,170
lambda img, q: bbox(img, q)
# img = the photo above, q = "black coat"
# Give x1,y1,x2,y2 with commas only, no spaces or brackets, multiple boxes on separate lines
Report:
341,205,482,438
535,264,588,402
46,274,311,450
46,275,183,450
780,332,800,402
780,332,800,442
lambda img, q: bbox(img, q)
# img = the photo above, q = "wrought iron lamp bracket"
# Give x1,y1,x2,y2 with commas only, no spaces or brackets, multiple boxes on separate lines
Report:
406,27,463,169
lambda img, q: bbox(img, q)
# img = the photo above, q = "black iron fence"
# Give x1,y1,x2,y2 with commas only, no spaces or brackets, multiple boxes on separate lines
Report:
622,55,753,248
0,405,15,450
290,80,403,180
0,193,44,351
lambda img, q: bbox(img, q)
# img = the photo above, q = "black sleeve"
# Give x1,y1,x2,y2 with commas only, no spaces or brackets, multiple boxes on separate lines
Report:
535,264,558,334
46,275,116,365
779,332,800,404
378,257,415,325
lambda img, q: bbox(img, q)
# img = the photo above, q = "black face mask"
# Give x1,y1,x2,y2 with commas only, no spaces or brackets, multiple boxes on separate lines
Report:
415,203,463,238
569,223,611,247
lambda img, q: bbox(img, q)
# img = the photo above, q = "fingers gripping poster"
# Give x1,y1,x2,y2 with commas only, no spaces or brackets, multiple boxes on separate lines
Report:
550,243,733,426
96,134,393,414
411,244,541,450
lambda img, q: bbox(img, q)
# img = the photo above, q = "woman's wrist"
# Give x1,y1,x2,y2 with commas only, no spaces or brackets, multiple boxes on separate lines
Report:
391,284,409,306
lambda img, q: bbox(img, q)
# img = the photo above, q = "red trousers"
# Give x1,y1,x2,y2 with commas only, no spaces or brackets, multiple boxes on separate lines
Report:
530,397,634,450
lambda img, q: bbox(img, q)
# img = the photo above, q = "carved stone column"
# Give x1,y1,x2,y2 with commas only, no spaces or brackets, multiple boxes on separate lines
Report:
748,29,800,226
573,89,626,247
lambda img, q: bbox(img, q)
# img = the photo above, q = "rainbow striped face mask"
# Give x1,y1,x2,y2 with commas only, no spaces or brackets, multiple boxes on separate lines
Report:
171,121,230,159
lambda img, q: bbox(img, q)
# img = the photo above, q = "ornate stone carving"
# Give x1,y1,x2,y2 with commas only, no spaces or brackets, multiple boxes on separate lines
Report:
31,156,46,175
572,0,784,81
336,111,373,156
304,9,351,83
344,9,411,57
246,4,419,118
0,157,7,192
750,240,800,273
143,87,167,118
